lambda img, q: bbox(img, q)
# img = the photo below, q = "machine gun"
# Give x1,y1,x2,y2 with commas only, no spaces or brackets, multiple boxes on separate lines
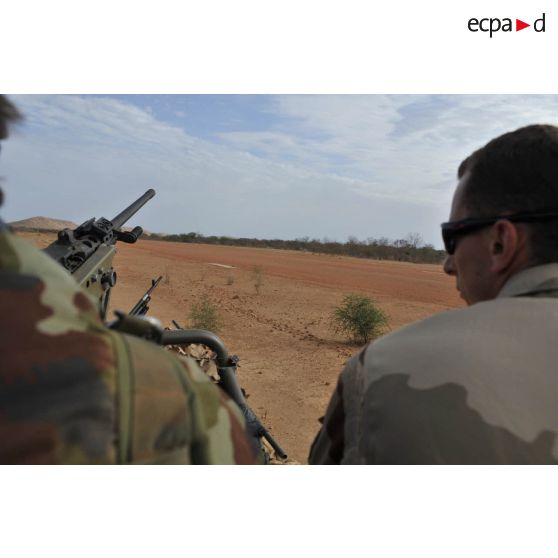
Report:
130,275,163,316
44,188,287,461
43,189,155,319
168,321,288,462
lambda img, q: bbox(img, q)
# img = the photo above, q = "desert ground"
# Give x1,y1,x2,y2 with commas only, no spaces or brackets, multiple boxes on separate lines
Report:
23,232,463,463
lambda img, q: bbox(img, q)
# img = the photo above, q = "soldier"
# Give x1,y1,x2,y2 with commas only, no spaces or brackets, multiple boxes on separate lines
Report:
0,95,259,464
310,124,558,464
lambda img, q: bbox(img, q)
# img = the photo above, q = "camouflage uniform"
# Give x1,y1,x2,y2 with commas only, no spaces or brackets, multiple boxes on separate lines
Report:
0,220,259,464
309,263,558,464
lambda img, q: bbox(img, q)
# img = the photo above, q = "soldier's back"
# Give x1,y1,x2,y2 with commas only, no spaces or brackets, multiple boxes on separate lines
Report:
310,263,558,464
0,224,257,464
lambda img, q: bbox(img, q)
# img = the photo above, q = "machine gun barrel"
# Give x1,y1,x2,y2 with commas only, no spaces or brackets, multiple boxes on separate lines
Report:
111,188,155,230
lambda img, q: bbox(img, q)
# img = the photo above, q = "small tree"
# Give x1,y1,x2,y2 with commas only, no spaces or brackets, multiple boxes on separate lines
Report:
405,232,423,249
331,294,388,345
189,297,222,333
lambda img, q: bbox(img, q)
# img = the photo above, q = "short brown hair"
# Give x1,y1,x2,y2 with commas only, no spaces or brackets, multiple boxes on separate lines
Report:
0,95,22,140
458,124,558,264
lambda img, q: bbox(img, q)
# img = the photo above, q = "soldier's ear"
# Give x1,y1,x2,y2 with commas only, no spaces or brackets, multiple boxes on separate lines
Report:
489,220,519,273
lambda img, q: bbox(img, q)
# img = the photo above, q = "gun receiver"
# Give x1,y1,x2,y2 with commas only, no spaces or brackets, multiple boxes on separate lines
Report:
165,324,288,461
44,189,156,319
130,275,163,316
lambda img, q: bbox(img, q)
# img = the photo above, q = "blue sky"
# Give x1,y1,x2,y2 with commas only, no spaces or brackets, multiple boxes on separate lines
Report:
2,94,558,248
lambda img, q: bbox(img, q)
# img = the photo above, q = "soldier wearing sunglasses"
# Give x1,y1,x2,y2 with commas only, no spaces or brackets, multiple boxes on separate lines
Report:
310,124,558,464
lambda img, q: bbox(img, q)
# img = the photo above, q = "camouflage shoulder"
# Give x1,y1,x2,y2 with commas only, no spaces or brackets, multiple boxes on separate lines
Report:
0,229,101,333
0,230,117,464
111,333,259,464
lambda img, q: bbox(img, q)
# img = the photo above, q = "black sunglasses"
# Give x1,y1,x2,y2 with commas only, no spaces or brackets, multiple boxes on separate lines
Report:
441,211,558,255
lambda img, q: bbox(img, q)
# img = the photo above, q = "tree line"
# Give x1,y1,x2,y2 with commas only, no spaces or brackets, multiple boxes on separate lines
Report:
144,231,445,264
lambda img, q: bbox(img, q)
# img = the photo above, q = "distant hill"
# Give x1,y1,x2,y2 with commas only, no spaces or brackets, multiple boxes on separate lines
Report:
9,216,79,231
9,216,155,236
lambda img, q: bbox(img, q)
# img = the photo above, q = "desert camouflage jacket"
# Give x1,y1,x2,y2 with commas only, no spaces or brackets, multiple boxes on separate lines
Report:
0,220,258,464
309,263,558,464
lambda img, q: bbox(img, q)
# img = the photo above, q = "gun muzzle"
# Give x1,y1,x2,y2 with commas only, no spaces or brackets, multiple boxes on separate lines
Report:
111,189,156,230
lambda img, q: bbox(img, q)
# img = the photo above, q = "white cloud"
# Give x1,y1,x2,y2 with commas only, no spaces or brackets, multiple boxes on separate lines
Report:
3,94,558,248
217,94,558,204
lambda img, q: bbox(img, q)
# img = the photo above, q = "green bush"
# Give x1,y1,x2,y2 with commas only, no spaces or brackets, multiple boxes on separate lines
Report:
189,297,222,333
331,293,388,344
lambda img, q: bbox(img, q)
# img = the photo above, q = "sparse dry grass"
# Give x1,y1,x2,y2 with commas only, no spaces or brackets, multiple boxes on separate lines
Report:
252,265,264,294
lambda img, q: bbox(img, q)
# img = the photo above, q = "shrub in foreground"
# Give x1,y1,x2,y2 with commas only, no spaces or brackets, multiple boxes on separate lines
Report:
331,293,388,345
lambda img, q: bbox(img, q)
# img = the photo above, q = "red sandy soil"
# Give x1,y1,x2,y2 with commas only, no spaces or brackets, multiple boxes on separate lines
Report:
22,233,463,463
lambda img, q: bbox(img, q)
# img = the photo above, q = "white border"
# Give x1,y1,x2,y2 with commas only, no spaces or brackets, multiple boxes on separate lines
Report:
2,1,556,92
2,2,557,557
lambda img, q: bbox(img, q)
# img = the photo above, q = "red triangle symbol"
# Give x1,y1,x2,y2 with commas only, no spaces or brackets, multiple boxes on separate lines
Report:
516,19,530,31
